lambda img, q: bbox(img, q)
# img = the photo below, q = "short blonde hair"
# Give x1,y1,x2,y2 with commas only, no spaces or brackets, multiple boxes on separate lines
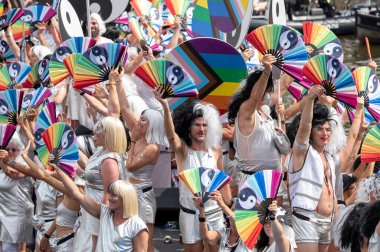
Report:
108,180,138,218
99,117,127,155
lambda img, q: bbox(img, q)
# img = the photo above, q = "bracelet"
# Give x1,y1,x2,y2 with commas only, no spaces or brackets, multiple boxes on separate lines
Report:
43,233,51,239
269,217,276,221
8,160,16,167
198,216,206,223
79,91,85,96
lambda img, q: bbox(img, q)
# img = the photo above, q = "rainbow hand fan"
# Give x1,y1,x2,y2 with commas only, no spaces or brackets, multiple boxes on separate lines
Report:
149,5,164,32
114,16,129,24
34,102,59,166
0,62,32,89
302,54,357,108
246,24,308,81
21,5,56,24
41,122,79,177
150,0,164,7
0,39,17,62
361,123,380,163
352,66,380,122
165,0,191,17
10,20,32,41
303,22,344,62
160,2,175,25
0,1,6,17
135,59,198,98
288,81,309,101
0,89,24,125
21,91,34,114
207,0,249,32
0,8,24,31
49,37,97,85
0,124,17,149
28,87,52,111
131,0,153,17
179,167,232,204
235,170,283,249
129,16,160,50
116,23,131,38
24,59,50,88
64,43,127,89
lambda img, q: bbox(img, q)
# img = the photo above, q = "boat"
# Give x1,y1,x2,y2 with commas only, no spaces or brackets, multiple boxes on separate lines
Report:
355,4,380,44
249,1,363,35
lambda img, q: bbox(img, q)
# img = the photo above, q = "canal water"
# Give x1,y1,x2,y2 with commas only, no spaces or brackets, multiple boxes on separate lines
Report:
340,35,380,75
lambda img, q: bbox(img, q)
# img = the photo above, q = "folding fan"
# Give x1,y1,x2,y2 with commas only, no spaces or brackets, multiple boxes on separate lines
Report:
49,36,97,85
24,59,50,88
114,16,129,24
64,43,128,89
150,0,164,7
160,2,175,24
165,0,191,17
207,0,249,32
352,66,380,122
361,123,380,163
22,5,56,24
135,59,198,98
0,61,32,89
41,122,79,177
336,101,356,124
34,102,59,166
0,1,6,17
288,81,309,101
302,54,357,109
0,8,24,31
10,19,31,41
149,5,165,32
0,39,16,62
246,24,309,82
115,23,130,38
0,124,17,149
179,167,232,204
303,22,344,62
22,87,52,114
131,0,153,17
129,16,160,50
235,170,283,250
0,89,24,125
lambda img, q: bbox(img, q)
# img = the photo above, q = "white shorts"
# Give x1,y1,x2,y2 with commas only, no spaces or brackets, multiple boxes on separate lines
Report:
135,184,157,224
179,207,226,244
292,208,332,244
50,233,75,252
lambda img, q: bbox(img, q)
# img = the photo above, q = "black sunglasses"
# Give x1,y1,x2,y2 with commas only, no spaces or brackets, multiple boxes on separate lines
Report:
6,148,19,153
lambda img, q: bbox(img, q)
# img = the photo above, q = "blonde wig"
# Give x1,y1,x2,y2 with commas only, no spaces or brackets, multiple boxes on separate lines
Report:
108,180,139,218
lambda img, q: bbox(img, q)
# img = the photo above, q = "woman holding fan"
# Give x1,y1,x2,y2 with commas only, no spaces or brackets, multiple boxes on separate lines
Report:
111,68,168,252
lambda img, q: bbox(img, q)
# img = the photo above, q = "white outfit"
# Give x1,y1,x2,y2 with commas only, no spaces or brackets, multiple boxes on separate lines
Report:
369,231,380,252
82,147,127,236
234,112,281,188
179,148,226,244
96,205,147,252
0,170,34,244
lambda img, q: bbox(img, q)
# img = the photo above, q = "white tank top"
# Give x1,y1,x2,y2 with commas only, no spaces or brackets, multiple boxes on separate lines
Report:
234,112,281,172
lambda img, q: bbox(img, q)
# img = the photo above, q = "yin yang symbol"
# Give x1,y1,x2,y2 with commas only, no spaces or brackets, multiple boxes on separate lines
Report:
166,65,184,85
34,128,45,147
201,169,215,188
22,93,33,110
88,46,108,66
323,43,343,59
38,60,48,76
0,40,9,53
8,63,21,78
237,187,257,210
53,46,72,62
327,58,342,79
0,99,8,115
61,127,74,149
368,74,379,94
280,30,298,50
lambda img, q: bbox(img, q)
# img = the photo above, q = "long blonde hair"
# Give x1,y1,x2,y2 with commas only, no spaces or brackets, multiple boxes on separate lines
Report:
108,180,139,218
97,117,127,155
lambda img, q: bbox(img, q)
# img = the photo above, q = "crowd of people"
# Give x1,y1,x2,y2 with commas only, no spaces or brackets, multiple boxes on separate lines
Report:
0,1,379,252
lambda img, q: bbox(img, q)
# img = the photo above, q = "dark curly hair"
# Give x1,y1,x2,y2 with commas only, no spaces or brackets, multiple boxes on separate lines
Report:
228,70,273,124
340,202,369,251
361,200,380,242
287,103,331,147
172,99,203,147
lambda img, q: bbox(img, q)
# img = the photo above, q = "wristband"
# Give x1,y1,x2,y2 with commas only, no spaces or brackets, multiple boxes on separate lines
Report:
198,216,206,223
79,91,85,96
43,233,51,239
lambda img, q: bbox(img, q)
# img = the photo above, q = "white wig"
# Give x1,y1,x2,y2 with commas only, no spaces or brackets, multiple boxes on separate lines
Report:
90,13,106,36
193,102,222,149
325,107,347,155
143,109,169,147
31,45,52,60
355,173,380,203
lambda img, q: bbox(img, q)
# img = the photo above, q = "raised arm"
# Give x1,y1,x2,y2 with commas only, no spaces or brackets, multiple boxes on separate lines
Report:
342,121,367,173
55,166,101,218
4,27,20,60
269,201,291,252
238,54,277,120
292,85,324,171
153,86,183,154
100,158,120,205
340,96,365,167
106,69,121,118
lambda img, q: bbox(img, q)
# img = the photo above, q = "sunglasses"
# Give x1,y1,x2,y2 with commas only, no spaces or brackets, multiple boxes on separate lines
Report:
6,148,19,152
